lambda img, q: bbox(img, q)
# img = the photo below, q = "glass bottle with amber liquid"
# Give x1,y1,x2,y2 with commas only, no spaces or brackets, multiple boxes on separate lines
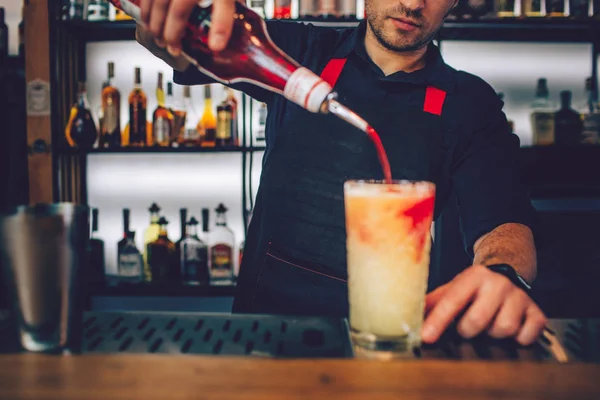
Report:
88,208,106,285
531,78,555,145
152,72,174,147
200,85,217,147
216,98,233,147
125,67,148,146
226,89,239,146
143,203,161,281
147,217,176,283
117,209,144,283
99,62,121,148
210,204,235,285
65,82,98,149
522,0,546,16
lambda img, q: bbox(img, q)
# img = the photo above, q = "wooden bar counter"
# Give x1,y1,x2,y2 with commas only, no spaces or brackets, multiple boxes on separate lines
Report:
1,354,600,399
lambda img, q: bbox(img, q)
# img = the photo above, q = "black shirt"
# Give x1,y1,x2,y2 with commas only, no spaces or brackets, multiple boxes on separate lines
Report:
174,21,534,257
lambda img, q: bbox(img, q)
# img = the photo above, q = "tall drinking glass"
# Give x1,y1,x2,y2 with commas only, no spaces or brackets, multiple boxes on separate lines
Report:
344,180,436,358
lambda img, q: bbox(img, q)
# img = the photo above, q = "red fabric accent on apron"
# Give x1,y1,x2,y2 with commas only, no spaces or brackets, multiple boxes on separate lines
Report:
423,86,447,116
320,58,348,88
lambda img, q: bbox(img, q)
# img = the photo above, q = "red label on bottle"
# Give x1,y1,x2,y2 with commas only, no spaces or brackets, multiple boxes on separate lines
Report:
211,244,233,278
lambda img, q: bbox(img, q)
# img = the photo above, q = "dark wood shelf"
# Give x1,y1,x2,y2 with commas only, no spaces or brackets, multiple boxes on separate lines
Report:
88,280,236,297
60,18,600,44
57,145,265,155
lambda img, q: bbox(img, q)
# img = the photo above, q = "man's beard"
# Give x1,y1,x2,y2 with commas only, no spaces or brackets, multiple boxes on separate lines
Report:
367,16,435,53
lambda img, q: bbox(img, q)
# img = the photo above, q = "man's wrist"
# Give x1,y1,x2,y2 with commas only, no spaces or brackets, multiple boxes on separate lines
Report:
485,263,532,292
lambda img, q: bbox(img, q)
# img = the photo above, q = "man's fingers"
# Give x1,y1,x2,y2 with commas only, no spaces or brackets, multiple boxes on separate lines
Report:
424,283,450,315
516,304,548,346
421,277,479,344
163,0,198,52
209,0,236,51
139,0,153,25
456,280,510,339
486,290,528,339
148,0,170,38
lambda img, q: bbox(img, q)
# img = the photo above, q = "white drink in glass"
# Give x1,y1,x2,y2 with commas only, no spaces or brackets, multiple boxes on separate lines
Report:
344,180,436,357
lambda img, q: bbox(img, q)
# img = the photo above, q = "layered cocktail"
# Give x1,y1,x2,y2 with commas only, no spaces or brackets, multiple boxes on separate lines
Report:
344,180,436,357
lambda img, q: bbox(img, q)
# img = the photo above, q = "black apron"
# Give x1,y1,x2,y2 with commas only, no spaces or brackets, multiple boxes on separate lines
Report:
234,58,454,317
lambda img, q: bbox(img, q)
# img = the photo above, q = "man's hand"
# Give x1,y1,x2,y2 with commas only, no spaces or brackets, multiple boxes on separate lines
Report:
137,0,237,54
421,265,547,346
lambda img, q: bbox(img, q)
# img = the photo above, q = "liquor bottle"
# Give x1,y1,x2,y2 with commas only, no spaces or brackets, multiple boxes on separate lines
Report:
216,98,233,147
496,0,518,17
317,0,337,19
555,91,583,145
99,62,122,148
126,67,148,146
300,0,318,19
152,72,174,147
87,0,110,21
0,8,7,66
170,83,187,145
226,89,239,146
179,86,201,147
200,85,217,147
569,0,590,17
108,1,363,130
248,0,267,18
339,0,358,20
174,208,188,281
546,0,566,15
581,78,600,144
522,0,546,16
201,207,211,245
117,209,144,282
147,217,176,282
254,101,267,145
181,216,210,285
530,78,555,145
466,0,496,18
88,208,106,285
143,202,161,281
63,0,85,20
274,0,292,18
210,204,235,285
65,82,99,149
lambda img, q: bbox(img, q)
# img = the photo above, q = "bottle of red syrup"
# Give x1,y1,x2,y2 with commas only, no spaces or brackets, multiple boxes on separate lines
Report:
109,0,391,181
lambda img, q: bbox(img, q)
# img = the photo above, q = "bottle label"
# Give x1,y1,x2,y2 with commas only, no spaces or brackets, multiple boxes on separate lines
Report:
217,110,232,139
130,101,147,144
283,67,332,113
531,112,555,145
582,114,600,144
153,117,171,144
182,244,209,282
119,253,143,277
211,244,233,278
103,100,120,134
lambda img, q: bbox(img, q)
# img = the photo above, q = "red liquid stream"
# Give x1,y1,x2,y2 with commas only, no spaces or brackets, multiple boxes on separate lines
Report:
366,126,392,184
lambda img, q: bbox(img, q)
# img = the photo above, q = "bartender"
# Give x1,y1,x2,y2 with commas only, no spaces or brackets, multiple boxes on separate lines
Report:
136,0,547,346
